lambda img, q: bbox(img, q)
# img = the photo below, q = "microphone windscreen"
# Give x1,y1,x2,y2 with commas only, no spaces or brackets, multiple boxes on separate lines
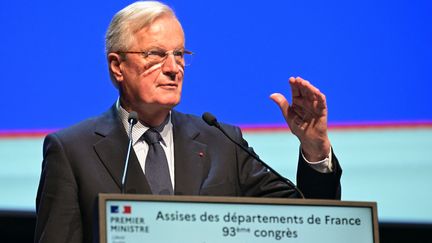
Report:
202,112,218,126
128,111,139,125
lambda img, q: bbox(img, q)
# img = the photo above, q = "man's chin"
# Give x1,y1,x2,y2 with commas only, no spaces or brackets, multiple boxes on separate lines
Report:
157,98,181,109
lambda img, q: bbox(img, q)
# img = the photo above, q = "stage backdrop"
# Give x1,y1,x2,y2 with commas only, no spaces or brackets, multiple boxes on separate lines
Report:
0,0,431,224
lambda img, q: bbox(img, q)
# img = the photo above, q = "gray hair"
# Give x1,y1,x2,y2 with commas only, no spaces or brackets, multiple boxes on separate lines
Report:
105,1,176,54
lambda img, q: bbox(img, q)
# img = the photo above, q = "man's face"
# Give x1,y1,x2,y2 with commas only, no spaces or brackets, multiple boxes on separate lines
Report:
114,15,185,111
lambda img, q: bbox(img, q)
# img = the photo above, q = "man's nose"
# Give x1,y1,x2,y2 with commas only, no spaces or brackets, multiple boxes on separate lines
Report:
161,54,180,80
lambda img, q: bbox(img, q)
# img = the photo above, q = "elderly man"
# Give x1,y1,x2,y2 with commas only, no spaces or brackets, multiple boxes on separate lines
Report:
35,1,341,242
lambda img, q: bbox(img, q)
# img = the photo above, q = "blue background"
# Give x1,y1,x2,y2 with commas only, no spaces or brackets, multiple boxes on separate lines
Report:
0,0,431,130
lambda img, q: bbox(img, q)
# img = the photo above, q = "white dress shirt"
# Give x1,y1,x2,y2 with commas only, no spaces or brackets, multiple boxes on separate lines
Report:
118,102,175,188
117,100,332,189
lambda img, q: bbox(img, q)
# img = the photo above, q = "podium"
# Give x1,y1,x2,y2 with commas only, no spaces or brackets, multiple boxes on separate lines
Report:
98,193,379,243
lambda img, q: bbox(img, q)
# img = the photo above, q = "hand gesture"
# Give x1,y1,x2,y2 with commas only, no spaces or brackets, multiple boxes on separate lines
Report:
270,77,331,161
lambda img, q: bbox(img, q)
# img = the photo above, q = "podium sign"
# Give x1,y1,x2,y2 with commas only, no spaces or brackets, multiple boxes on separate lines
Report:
99,194,379,243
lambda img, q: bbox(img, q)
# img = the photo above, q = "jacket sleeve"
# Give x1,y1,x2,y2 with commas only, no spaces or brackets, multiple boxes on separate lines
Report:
296,148,342,199
232,126,342,199
35,133,83,243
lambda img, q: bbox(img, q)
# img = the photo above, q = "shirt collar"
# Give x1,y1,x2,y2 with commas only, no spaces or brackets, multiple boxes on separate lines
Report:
116,98,172,145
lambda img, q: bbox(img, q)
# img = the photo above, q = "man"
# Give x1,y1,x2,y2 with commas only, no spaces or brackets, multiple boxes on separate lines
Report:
35,1,341,242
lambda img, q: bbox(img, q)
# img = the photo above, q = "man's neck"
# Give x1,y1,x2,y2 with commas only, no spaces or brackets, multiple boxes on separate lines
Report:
119,98,171,127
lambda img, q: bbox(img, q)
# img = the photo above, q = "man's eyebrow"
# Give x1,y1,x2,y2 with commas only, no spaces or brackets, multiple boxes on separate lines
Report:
143,46,165,50
144,45,185,50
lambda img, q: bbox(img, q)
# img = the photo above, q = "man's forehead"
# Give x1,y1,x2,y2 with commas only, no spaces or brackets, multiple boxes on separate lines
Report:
131,16,185,48
133,15,182,34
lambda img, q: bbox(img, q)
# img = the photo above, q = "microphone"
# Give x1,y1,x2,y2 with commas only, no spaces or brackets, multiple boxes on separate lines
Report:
202,112,305,198
121,111,139,193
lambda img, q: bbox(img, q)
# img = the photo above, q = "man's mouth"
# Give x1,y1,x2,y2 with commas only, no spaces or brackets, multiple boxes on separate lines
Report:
158,83,178,89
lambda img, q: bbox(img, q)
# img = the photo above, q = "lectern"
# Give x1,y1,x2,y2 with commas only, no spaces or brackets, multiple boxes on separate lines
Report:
99,194,379,243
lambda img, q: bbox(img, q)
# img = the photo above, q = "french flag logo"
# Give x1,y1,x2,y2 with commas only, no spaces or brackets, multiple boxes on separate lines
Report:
110,205,119,213
110,205,131,214
123,205,132,214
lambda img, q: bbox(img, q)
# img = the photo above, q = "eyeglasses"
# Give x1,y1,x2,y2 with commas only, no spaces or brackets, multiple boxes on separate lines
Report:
117,49,194,66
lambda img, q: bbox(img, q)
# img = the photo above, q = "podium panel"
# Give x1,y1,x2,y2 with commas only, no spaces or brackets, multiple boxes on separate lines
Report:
99,194,379,243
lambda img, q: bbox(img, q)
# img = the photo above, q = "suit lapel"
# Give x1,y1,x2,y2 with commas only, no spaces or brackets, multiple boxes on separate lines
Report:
93,106,152,194
172,111,209,195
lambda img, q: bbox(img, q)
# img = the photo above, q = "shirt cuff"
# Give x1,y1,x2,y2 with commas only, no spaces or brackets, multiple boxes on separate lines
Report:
301,148,333,173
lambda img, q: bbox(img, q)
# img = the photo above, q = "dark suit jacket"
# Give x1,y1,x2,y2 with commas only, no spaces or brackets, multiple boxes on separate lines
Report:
35,105,342,243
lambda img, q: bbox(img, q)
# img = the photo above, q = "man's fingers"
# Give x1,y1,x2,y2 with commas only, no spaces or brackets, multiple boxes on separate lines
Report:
290,76,318,97
315,93,328,116
289,77,301,98
275,77,328,119
291,76,328,113
295,77,317,101
297,78,309,98
270,93,290,118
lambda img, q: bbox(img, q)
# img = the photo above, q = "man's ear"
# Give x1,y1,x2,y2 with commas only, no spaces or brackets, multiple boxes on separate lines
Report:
108,53,124,82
